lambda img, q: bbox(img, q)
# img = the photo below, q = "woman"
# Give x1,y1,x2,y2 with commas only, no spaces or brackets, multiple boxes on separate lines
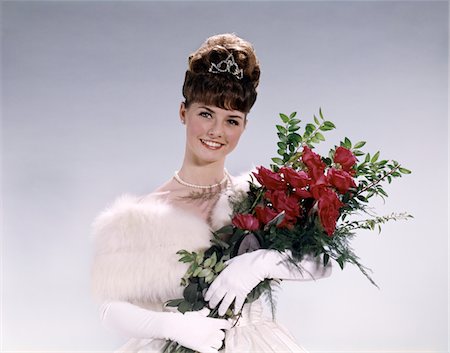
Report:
91,33,331,353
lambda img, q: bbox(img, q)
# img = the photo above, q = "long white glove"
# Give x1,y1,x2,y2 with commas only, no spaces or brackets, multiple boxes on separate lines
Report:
100,301,232,353
204,249,332,316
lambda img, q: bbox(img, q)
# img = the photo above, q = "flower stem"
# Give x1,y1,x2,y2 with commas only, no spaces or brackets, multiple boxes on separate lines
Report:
356,164,401,196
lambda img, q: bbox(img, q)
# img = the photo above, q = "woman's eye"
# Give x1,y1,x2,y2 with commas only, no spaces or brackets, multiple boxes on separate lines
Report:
228,119,239,126
200,112,212,118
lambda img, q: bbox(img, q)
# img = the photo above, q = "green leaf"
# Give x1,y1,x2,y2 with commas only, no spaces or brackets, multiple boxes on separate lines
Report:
305,123,315,134
323,157,332,165
336,257,345,270
290,118,301,125
314,115,320,125
357,195,367,202
205,273,215,283
319,108,325,120
288,125,300,132
214,261,225,273
271,157,284,165
324,121,336,129
165,298,184,307
277,142,286,149
203,257,212,267
323,253,330,266
399,167,411,174
354,150,365,157
290,133,302,143
179,255,192,263
198,268,211,277
192,301,205,311
371,151,380,163
277,148,285,156
276,125,287,134
311,136,320,143
289,112,297,119
183,283,199,302
364,153,371,163
353,141,366,149
178,301,193,313
378,188,388,197
279,113,289,123
344,137,352,149
193,267,202,277
315,132,325,141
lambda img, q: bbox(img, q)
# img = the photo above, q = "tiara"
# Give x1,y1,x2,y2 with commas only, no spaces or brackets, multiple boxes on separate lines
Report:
208,53,244,80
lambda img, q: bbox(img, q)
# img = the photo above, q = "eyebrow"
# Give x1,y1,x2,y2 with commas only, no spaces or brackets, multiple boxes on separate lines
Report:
200,106,245,120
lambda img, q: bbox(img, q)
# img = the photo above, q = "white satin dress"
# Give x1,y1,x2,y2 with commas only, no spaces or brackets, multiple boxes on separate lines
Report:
114,298,308,353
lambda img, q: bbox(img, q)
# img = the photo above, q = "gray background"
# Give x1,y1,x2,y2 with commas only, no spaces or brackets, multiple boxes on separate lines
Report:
1,1,448,352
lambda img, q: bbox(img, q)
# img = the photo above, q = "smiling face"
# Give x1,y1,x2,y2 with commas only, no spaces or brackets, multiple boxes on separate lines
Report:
180,102,246,166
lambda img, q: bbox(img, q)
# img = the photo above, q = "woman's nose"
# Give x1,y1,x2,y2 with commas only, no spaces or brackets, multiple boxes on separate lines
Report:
208,121,223,138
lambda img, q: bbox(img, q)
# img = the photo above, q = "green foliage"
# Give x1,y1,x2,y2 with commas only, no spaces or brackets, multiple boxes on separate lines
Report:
271,109,336,170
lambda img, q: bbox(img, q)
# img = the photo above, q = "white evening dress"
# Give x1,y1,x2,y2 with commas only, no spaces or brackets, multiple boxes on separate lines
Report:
114,299,308,353
91,175,314,353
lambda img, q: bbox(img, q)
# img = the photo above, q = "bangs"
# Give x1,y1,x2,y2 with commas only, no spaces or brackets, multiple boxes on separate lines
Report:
182,72,256,113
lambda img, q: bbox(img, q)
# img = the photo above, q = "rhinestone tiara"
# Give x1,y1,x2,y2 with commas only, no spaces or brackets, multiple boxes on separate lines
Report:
208,53,243,80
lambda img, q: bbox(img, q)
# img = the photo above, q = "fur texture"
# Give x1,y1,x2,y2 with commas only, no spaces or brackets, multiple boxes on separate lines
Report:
90,171,255,307
91,193,212,305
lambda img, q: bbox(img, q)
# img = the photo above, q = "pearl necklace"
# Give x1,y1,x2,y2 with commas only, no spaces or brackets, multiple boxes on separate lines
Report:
174,169,229,189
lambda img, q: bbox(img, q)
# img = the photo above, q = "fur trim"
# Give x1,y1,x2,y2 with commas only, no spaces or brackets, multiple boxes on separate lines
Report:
91,193,212,304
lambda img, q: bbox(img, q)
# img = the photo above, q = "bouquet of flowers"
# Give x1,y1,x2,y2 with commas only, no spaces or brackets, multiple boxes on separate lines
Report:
162,110,411,353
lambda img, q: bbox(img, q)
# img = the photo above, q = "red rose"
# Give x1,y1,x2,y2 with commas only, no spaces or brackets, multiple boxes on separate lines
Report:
334,147,357,172
317,189,343,236
327,168,357,194
280,167,310,189
232,214,260,231
310,174,330,199
253,166,286,190
294,188,312,199
265,190,301,222
302,146,326,180
255,205,279,225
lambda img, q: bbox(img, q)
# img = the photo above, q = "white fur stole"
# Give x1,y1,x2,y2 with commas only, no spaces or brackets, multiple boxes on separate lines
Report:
90,170,256,306
90,193,212,305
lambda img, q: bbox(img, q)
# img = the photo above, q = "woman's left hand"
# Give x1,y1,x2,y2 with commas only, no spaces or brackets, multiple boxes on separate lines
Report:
204,249,332,316
204,249,269,316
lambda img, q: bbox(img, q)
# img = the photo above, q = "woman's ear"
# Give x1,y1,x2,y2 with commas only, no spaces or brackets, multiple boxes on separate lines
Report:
179,102,186,124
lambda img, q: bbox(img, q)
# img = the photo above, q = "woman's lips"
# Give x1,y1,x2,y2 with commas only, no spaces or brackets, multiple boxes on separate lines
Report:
200,139,224,150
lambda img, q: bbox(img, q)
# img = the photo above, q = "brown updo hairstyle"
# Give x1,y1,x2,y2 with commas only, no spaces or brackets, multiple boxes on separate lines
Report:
182,33,260,114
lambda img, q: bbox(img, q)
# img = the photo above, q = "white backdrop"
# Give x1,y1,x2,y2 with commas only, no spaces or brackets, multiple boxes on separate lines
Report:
2,1,448,352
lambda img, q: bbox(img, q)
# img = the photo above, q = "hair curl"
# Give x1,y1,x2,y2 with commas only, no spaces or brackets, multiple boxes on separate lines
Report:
182,33,260,114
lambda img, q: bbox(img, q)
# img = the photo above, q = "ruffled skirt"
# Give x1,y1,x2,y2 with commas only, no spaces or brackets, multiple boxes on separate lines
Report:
115,299,308,353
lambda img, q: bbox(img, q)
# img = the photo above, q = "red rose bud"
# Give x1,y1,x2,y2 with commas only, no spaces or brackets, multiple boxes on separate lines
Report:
255,205,279,225
317,189,343,236
301,146,326,180
327,168,357,194
253,166,286,190
334,146,357,172
232,213,260,231
280,167,310,189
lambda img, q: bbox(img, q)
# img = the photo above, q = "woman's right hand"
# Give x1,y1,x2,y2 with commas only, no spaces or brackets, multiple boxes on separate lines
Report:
160,308,232,353
100,301,231,353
